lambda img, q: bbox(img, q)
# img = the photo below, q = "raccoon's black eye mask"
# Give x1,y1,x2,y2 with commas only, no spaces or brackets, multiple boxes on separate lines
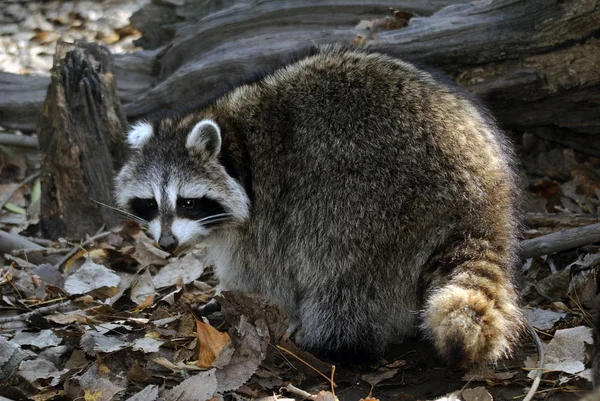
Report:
176,197,226,225
129,198,158,221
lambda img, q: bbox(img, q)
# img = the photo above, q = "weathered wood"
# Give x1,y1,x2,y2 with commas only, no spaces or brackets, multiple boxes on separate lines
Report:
122,0,469,118
0,49,157,132
0,230,61,266
37,41,128,239
1,0,599,156
0,133,38,149
524,213,600,230
0,72,49,132
520,222,600,259
0,0,466,131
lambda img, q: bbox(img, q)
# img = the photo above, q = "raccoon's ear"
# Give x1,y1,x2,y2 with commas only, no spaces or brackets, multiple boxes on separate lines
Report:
186,119,221,158
126,121,153,149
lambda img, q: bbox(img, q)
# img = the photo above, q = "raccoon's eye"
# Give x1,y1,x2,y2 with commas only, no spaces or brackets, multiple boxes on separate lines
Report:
179,199,197,208
176,197,226,225
129,198,158,221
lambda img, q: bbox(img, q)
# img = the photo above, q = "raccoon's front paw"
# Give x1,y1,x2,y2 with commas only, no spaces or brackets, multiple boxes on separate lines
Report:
422,285,520,367
196,298,221,316
284,320,301,342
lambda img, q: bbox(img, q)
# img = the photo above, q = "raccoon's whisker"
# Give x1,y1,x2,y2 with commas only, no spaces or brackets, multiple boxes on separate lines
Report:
115,214,148,227
200,218,231,226
196,213,232,223
90,198,149,226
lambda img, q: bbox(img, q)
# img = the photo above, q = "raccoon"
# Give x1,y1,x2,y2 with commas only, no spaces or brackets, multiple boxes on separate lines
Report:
114,45,524,366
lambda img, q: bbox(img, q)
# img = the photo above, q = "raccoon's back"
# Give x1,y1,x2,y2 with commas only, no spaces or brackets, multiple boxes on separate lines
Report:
217,46,516,254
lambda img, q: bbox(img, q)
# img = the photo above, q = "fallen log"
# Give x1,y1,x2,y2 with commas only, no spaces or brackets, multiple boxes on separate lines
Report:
520,222,600,259
1,0,599,155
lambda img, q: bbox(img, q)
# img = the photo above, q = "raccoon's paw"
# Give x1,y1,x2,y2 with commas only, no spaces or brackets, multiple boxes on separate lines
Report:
284,320,301,342
422,284,519,367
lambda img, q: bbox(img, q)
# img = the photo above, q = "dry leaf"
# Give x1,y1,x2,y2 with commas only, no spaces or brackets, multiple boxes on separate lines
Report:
153,253,205,289
12,329,62,349
215,315,269,393
132,337,163,353
63,258,120,295
18,358,65,387
152,357,204,372
314,391,339,401
461,387,493,401
64,248,87,271
196,319,230,369
163,368,218,401
360,369,399,386
135,295,155,311
132,231,170,266
526,307,567,330
124,385,159,401
527,325,593,379
131,269,156,305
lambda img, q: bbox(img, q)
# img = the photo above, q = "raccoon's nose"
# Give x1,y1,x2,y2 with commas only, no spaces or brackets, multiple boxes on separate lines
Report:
158,233,178,253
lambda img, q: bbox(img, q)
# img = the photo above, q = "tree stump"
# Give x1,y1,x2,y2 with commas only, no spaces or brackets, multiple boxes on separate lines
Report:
37,40,128,239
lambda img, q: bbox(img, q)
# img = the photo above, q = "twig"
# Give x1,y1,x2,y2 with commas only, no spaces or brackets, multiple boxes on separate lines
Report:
25,237,54,247
0,230,62,265
3,254,38,269
330,365,336,397
0,300,71,324
520,222,600,259
53,230,112,271
0,171,40,213
276,345,337,388
11,247,71,257
0,133,39,149
567,293,594,328
285,384,315,399
522,322,545,401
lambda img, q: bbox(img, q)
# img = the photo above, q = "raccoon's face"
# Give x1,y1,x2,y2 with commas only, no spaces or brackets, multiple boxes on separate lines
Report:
114,118,250,253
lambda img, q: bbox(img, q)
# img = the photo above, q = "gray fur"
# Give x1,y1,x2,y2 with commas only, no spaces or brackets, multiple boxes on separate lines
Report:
115,45,524,365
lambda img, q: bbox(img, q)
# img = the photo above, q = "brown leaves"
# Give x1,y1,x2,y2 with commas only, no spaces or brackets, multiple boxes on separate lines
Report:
196,319,230,369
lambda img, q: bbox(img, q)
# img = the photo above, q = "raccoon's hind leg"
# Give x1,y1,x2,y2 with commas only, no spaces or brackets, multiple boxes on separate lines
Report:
294,287,391,364
421,240,524,367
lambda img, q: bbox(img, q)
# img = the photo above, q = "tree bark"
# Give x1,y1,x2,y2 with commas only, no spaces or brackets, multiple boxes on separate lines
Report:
37,41,128,239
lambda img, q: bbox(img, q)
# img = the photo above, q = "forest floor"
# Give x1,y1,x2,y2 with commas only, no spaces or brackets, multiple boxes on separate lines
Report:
0,1,599,401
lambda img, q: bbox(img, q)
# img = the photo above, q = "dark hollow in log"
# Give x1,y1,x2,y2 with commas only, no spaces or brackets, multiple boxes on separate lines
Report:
37,41,128,239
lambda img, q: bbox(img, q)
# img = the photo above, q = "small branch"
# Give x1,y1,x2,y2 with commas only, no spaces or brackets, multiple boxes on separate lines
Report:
276,345,337,388
11,247,71,257
0,133,39,149
53,230,112,271
524,213,600,230
26,237,54,247
0,230,61,266
0,171,40,213
519,222,600,259
285,384,315,399
0,300,71,324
